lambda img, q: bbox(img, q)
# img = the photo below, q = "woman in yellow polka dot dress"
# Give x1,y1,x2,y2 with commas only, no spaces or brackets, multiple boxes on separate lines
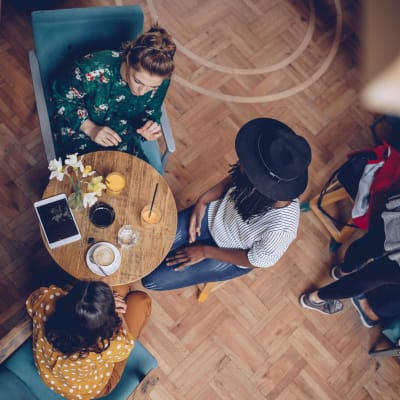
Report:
26,281,152,399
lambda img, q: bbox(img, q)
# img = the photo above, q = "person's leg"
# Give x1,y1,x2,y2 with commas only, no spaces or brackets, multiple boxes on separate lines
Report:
300,256,400,316
354,298,380,321
112,284,131,298
367,284,400,319
123,291,152,338
318,257,400,300
340,217,385,273
97,291,152,397
142,255,252,291
142,204,228,290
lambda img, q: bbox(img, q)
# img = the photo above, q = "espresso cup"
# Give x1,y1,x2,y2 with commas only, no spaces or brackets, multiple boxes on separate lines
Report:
89,202,115,228
92,245,115,267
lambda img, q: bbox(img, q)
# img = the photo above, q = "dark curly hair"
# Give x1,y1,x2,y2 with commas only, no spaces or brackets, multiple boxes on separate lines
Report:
122,23,176,78
44,281,121,358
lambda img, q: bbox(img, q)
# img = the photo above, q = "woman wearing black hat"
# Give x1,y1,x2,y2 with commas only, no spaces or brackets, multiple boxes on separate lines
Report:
142,118,312,291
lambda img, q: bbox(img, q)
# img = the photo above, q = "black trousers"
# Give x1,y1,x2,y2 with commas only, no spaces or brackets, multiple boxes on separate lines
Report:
317,217,400,318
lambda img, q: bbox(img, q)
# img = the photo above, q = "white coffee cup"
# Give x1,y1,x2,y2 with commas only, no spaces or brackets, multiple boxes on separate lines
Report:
92,245,115,267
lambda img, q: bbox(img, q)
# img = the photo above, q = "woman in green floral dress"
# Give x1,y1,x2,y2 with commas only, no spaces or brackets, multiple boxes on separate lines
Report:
51,25,176,163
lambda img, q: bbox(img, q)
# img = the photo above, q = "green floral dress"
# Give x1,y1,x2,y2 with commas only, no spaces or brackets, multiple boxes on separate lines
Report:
51,50,170,162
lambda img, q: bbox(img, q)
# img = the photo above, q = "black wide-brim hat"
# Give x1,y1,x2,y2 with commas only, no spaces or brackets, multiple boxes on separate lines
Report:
235,118,312,201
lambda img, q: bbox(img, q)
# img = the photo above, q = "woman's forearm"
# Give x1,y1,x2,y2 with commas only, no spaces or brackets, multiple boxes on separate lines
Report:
80,119,97,139
203,246,256,268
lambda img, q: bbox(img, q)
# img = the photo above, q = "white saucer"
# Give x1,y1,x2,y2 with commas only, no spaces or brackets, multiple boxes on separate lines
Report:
86,242,121,276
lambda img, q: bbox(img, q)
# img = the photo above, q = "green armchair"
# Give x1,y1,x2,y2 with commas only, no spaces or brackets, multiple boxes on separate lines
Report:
0,338,158,399
29,5,175,174
0,317,159,399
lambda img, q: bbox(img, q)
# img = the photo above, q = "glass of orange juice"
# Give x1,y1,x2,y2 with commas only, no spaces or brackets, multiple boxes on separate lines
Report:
105,172,126,196
141,205,162,224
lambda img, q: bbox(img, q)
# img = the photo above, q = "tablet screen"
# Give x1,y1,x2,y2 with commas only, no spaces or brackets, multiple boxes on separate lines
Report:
36,197,80,244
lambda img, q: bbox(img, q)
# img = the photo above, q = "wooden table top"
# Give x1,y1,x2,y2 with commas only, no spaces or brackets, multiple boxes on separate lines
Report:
42,151,177,286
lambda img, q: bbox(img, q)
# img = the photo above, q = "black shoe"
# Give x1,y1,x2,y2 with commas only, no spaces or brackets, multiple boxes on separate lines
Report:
350,297,379,328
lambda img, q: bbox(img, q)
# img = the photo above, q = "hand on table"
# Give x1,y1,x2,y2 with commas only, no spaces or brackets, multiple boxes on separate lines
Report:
137,120,162,141
113,292,127,314
166,245,206,271
81,119,122,146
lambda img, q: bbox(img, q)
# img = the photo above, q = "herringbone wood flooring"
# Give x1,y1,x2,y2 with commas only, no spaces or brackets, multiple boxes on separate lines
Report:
1,0,400,398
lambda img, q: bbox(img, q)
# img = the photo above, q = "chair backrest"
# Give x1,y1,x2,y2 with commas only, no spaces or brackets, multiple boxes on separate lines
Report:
31,5,144,115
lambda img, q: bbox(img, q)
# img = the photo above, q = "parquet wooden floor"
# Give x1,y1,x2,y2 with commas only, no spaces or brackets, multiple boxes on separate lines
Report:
1,0,400,399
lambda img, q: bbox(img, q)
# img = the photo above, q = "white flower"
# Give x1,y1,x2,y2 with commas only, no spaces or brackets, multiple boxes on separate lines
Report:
48,154,106,208
65,153,84,172
48,158,64,181
87,176,106,195
83,192,98,208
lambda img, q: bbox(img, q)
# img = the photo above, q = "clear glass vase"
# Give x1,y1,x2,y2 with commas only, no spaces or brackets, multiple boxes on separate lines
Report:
67,189,84,210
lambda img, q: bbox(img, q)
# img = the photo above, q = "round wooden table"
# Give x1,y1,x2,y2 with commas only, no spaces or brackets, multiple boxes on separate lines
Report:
42,151,177,286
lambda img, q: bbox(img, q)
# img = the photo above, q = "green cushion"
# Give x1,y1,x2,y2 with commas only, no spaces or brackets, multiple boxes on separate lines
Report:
0,365,37,400
4,338,157,400
382,316,400,344
4,339,64,400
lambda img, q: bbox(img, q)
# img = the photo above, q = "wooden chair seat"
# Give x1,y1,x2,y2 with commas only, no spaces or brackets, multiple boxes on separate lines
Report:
306,179,358,249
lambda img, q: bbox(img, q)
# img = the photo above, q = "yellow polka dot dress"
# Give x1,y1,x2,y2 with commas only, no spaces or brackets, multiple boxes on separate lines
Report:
26,285,134,400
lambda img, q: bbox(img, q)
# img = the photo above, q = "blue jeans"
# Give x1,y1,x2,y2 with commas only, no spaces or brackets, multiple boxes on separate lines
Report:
141,206,252,291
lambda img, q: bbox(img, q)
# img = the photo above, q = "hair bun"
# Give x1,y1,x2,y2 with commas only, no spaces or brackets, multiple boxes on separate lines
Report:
122,24,176,77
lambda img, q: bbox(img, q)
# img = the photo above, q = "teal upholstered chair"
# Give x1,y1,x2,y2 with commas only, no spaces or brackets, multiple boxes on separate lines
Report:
1,337,158,399
29,5,175,174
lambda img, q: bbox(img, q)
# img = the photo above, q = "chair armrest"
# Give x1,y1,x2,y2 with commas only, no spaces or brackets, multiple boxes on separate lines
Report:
29,50,56,162
128,368,159,400
0,317,32,364
159,103,176,168
369,346,400,357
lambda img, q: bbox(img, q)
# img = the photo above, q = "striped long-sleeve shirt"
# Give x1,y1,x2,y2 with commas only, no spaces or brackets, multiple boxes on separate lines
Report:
208,188,299,268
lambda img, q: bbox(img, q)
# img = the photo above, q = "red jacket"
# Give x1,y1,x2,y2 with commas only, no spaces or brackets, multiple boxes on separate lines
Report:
352,142,400,230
